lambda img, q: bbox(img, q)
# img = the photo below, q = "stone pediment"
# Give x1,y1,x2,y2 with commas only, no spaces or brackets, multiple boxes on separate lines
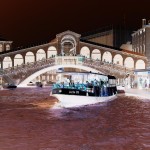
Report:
56,30,81,39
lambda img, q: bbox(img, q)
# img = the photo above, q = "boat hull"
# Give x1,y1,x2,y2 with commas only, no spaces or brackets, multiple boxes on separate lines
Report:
52,94,117,108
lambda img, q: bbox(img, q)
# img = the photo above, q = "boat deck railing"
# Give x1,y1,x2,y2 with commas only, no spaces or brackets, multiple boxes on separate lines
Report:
52,83,87,91
52,82,116,91
52,82,117,96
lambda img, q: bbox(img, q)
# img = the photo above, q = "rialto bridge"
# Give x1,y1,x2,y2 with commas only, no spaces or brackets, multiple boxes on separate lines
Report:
0,31,147,87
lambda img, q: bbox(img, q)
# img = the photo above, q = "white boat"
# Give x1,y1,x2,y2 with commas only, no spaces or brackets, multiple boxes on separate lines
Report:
50,72,117,107
51,94,117,108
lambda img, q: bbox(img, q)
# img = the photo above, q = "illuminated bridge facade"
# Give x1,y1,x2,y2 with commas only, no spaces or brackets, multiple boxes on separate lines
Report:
0,31,147,87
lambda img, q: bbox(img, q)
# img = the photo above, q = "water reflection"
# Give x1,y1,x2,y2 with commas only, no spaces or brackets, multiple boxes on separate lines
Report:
0,88,150,150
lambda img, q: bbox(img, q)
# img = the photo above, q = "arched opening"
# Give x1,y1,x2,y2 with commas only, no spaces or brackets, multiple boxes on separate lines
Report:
48,46,57,58
61,35,76,56
18,64,103,87
80,46,90,58
25,52,35,64
102,51,112,63
91,49,101,60
124,57,134,68
3,57,12,69
14,54,23,66
135,60,145,69
113,54,123,66
36,49,46,61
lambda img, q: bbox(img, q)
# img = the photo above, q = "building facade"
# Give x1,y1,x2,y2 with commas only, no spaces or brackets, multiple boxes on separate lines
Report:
0,30,148,88
0,38,13,53
82,25,132,49
132,19,150,68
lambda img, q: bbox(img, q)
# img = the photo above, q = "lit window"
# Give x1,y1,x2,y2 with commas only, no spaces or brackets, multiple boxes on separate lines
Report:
6,44,10,51
143,44,145,53
0,44,2,52
137,47,139,53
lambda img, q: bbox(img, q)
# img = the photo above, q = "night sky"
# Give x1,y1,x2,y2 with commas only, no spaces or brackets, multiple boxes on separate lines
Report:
0,0,150,47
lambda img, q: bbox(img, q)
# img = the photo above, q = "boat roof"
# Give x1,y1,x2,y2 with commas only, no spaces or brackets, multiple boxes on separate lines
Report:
57,71,116,79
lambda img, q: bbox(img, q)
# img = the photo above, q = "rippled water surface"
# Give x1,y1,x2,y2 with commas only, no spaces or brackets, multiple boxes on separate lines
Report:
0,87,150,150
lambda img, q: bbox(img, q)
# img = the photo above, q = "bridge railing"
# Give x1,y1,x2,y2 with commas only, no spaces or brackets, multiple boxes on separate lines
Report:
1,56,134,84
2,57,55,75
55,56,84,65
83,58,134,77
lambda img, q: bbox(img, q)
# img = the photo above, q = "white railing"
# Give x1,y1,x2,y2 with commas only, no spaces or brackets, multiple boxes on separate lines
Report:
55,56,84,65
0,56,135,84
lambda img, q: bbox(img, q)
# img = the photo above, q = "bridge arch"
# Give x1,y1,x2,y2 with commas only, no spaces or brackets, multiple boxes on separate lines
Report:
48,46,57,58
124,57,134,68
14,54,23,66
135,59,145,69
80,46,90,58
102,51,112,63
91,49,101,60
25,51,35,64
36,49,46,61
3,56,12,69
18,64,103,87
113,54,123,66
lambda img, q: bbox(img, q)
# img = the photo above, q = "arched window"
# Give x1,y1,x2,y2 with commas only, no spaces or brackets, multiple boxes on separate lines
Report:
36,49,46,61
102,51,112,63
135,60,145,69
6,44,10,51
0,44,2,52
3,57,12,69
137,47,139,53
91,49,101,60
80,46,90,58
61,35,76,56
124,57,134,68
143,44,145,54
25,52,35,64
113,54,123,66
48,46,57,58
140,46,142,54
14,54,23,66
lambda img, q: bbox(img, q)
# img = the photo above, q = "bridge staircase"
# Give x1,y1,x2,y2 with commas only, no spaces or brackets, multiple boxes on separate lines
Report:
0,69,16,85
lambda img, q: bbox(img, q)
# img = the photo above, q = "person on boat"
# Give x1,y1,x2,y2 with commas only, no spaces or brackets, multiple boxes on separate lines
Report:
100,80,105,96
85,81,90,92
89,81,94,92
98,80,102,97
72,81,75,88
60,82,64,88
76,82,80,89
93,80,99,96
103,81,108,96
69,80,75,88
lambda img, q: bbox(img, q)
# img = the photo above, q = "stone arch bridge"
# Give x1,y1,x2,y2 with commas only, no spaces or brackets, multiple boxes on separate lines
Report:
0,30,147,86
0,56,134,87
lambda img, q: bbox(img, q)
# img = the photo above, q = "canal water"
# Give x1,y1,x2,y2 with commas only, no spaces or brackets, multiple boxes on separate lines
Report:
0,87,150,150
